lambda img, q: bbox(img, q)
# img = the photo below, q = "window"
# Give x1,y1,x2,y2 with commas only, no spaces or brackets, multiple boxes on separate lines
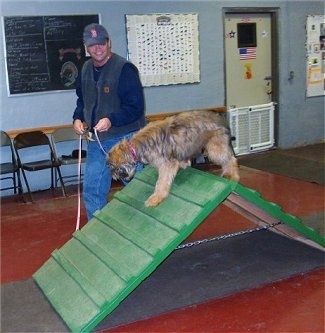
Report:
237,23,257,48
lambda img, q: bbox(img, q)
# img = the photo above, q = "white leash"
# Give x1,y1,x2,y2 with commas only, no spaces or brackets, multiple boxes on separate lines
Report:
75,129,107,231
75,134,82,231
94,128,108,155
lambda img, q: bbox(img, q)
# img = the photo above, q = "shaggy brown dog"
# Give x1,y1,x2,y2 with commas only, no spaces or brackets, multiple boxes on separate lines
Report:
107,110,240,207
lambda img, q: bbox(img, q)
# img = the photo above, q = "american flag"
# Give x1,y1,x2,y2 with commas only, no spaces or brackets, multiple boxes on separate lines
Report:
239,47,256,60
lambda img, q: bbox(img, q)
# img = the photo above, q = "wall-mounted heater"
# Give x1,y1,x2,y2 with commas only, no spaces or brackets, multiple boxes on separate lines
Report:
228,102,275,156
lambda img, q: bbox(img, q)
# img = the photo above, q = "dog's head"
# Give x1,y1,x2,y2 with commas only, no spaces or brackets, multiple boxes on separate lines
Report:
107,139,137,182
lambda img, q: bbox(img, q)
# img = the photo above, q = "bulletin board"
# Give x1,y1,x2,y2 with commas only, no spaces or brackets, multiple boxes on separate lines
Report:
306,15,325,97
125,13,200,87
3,14,99,96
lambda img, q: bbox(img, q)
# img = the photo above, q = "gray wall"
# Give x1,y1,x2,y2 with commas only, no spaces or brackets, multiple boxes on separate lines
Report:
1,0,324,148
0,0,324,193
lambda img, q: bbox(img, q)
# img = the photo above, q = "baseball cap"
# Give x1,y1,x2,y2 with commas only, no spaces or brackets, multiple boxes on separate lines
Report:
83,23,109,47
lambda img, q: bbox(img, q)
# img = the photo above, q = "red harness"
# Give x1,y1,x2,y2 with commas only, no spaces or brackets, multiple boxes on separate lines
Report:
128,143,137,162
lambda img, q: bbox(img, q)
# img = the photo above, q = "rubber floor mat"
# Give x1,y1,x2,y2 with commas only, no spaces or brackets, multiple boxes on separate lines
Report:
238,150,325,185
95,229,325,330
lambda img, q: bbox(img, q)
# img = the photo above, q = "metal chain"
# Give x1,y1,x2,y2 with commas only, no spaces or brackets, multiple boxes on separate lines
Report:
176,221,282,250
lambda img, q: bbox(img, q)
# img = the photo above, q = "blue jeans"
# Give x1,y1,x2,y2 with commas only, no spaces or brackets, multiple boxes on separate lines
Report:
83,132,140,221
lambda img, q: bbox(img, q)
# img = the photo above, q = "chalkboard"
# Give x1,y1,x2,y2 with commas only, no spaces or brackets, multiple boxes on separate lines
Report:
3,14,99,95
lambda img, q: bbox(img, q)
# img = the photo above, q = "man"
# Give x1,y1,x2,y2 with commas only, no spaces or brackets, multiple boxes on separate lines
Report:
73,23,146,220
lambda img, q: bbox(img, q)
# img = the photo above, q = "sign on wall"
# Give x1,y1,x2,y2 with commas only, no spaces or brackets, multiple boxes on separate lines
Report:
306,15,325,97
125,13,200,87
3,15,99,96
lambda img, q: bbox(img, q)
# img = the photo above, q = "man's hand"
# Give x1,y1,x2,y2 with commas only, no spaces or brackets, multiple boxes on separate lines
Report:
94,118,111,132
73,119,85,135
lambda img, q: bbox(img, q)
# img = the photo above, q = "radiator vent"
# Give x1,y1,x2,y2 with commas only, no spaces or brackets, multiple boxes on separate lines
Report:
228,102,275,156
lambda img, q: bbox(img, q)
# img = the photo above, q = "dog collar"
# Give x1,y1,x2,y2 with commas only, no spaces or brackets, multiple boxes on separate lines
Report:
128,143,137,162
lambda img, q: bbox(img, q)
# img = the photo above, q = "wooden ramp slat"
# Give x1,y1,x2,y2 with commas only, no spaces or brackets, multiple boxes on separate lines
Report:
33,166,235,332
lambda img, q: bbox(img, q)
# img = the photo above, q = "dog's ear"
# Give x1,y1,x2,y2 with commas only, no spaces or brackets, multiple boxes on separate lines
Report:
109,138,128,155
121,138,129,146
107,137,134,165
119,138,130,154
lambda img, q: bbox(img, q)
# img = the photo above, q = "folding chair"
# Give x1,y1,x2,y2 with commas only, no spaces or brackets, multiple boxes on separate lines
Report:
0,130,24,200
51,127,87,187
13,131,67,202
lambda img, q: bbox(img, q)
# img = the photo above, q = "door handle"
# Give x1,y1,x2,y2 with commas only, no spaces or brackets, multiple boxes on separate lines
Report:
264,76,272,81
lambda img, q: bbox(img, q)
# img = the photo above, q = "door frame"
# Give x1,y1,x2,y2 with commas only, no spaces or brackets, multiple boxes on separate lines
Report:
223,7,280,146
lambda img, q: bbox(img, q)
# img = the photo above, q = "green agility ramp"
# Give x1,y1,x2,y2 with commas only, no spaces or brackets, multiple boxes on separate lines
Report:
33,166,324,332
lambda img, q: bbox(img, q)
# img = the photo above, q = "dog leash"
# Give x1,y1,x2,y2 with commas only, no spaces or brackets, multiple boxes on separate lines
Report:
75,129,108,231
75,134,83,231
84,128,108,155
94,128,108,155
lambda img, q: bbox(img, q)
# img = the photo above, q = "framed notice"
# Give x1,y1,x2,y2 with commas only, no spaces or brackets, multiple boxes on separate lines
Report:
306,15,325,97
125,13,200,87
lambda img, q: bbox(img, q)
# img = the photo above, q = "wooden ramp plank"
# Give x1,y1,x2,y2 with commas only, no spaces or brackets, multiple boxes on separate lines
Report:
33,166,235,332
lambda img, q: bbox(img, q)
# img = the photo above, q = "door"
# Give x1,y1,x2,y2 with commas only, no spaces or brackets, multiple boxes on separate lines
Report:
225,13,273,107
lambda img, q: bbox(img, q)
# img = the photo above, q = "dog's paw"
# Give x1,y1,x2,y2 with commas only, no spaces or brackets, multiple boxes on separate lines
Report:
145,194,164,207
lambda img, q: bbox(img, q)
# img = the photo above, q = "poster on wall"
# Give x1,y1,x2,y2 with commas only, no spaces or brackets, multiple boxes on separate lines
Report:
125,13,200,87
306,15,325,97
3,14,99,96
